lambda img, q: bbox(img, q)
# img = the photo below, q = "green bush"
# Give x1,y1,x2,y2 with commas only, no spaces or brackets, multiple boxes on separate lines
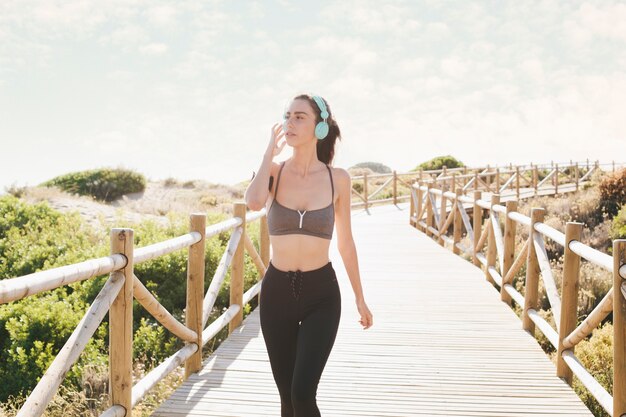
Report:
0,196,107,400
415,155,464,171
0,195,104,280
610,204,626,240
598,167,626,218
0,196,264,406
41,167,146,202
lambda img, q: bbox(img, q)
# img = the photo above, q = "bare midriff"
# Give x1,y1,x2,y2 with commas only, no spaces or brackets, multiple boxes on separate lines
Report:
268,235,331,272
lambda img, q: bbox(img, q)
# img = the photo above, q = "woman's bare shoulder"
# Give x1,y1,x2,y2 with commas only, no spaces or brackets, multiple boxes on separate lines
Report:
329,166,351,183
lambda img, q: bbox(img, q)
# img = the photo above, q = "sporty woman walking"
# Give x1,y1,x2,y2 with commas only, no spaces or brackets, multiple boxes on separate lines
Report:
245,93,373,416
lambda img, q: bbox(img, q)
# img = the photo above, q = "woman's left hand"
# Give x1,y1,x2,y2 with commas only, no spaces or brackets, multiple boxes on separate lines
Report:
356,299,373,329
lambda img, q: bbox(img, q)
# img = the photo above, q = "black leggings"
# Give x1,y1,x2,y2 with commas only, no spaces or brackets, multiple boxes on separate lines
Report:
259,260,342,417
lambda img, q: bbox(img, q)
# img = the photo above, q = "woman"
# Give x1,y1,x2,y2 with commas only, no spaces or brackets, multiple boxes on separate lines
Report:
244,93,373,417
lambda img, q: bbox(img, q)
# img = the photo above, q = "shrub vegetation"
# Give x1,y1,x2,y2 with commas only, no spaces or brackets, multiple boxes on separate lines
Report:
41,168,146,202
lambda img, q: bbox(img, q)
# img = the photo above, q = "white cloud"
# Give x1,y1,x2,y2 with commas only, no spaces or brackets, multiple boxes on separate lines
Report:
99,25,149,49
441,57,469,79
173,50,224,79
564,2,626,46
425,22,449,37
520,58,544,82
139,42,168,55
144,5,179,27
320,1,421,37
105,70,134,81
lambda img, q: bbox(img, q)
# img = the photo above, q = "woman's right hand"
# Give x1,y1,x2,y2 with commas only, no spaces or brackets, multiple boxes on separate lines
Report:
266,123,286,158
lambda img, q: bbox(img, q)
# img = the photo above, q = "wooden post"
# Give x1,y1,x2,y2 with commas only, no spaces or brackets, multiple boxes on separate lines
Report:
393,170,397,205
229,202,246,334
425,184,433,237
452,188,462,255
259,213,270,303
533,166,538,196
495,168,500,193
557,222,583,385
501,200,518,305
472,191,482,267
109,228,134,416
612,160,616,173
522,208,545,335
451,173,456,195
416,182,423,230
363,172,369,212
486,164,491,189
485,194,500,285
614,239,626,416
185,213,206,378
409,183,416,227
515,166,520,199
474,171,479,191
555,163,559,195
575,162,579,192
438,187,447,246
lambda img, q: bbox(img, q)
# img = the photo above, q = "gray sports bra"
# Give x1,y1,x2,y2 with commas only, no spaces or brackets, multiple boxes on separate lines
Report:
267,161,335,240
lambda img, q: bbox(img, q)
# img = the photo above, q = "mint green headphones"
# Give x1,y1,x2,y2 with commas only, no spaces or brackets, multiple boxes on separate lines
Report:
312,95,329,140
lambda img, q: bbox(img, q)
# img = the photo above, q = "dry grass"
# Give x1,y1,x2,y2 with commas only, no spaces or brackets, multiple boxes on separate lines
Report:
0,361,186,417
114,179,245,216
9,178,247,233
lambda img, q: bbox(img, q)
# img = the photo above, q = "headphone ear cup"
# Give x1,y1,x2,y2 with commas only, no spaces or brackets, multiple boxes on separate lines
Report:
315,122,329,140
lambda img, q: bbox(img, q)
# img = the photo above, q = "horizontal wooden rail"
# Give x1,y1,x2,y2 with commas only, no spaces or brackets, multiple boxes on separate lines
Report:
0,254,127,304
134,232,201,264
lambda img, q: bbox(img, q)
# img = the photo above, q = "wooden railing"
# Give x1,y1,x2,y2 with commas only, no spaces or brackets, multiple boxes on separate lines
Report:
409,169,626,416
1,159,623,416
0,203,270,417
350,159,620,213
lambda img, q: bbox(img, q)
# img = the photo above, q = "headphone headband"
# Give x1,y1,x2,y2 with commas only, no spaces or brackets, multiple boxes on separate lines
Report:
311,95,330,140
312,95,329,120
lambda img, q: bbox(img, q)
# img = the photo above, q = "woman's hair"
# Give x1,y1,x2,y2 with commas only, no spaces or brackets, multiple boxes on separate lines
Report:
293,94,341,165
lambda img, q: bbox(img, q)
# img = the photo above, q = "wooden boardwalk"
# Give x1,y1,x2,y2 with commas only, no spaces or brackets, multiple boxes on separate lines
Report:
153,202,592,417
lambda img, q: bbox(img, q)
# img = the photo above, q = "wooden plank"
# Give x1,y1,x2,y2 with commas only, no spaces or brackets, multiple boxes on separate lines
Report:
152,202,592,417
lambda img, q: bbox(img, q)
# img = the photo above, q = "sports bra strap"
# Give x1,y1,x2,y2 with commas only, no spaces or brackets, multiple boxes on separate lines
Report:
325,164,334,199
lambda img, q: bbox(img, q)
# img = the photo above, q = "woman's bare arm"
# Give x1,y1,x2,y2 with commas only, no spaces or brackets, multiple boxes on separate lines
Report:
244,124,285,211
334,167,373,329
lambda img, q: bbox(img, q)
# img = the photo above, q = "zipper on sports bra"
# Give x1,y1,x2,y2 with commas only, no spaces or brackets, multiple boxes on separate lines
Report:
297,210,307,228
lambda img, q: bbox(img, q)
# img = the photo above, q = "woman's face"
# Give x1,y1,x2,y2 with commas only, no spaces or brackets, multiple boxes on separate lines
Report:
282,98,317,144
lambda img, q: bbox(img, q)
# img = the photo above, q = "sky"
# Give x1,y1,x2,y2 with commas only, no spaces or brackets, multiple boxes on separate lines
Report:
1,0,625,193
